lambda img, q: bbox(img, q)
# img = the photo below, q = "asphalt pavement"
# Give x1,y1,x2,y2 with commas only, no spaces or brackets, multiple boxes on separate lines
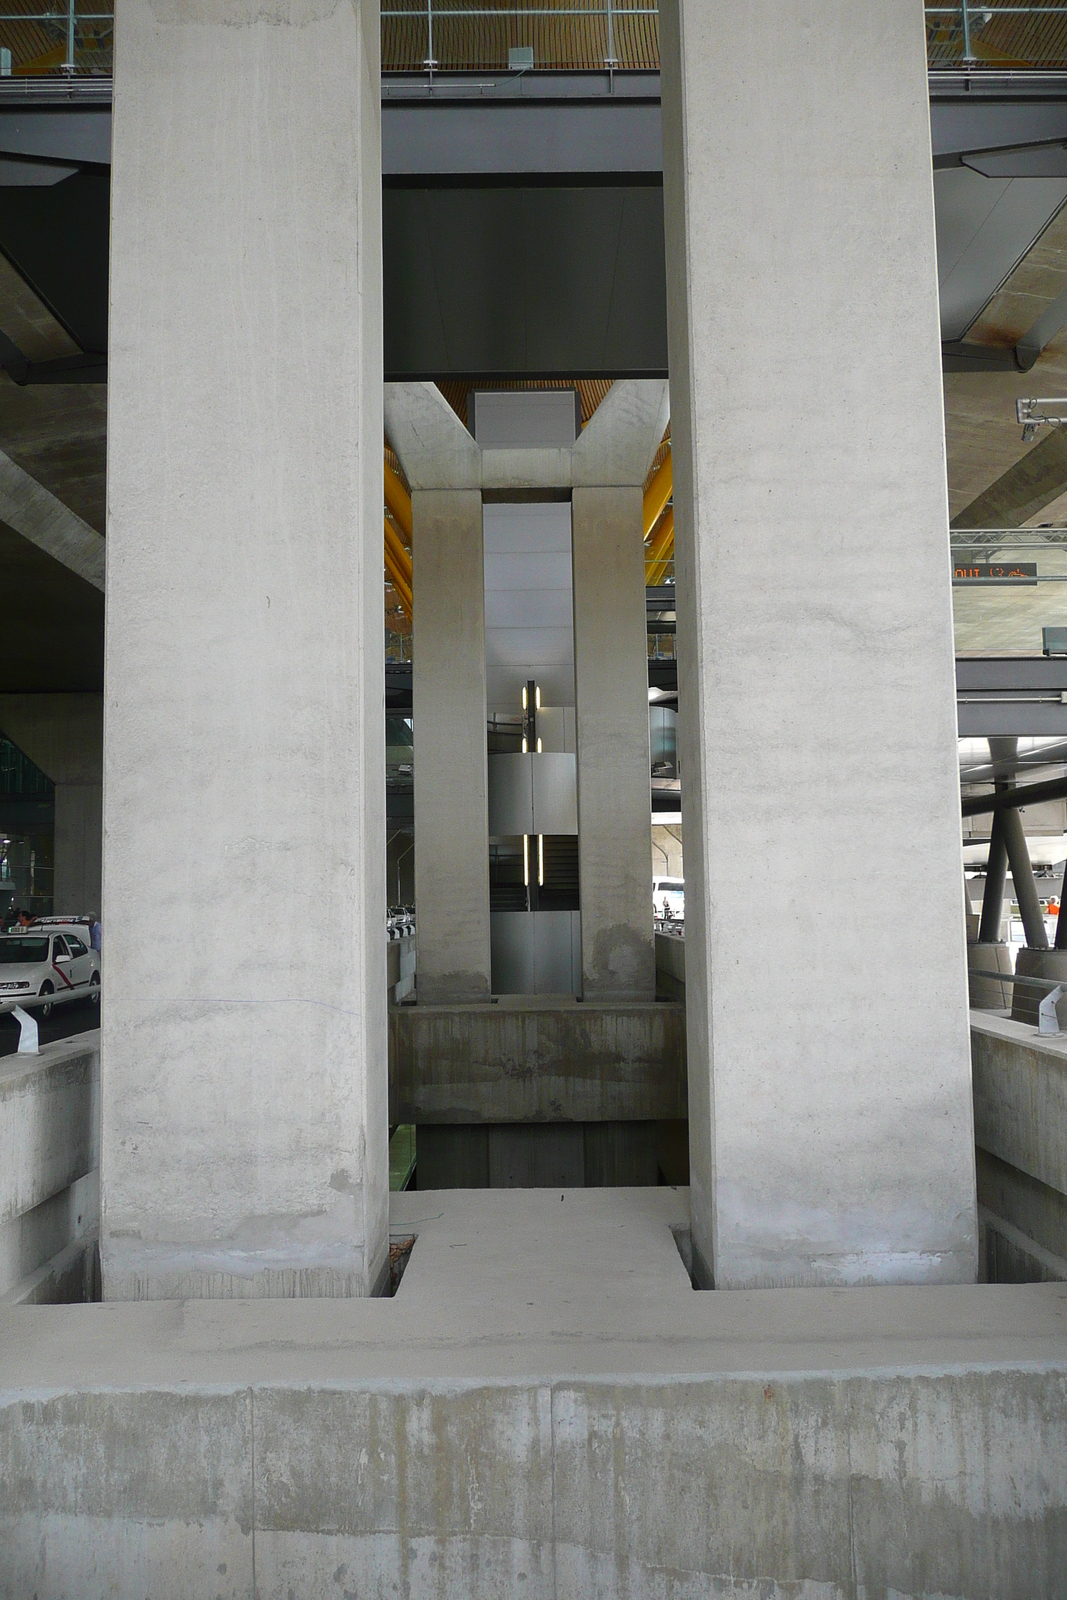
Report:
0,996,99,1058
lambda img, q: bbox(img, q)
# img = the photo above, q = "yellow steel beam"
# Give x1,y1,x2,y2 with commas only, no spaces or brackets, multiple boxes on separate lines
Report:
384,460,413,544
642,449,672,540
384,515,413,587
645,508,674,585
384,530,413,620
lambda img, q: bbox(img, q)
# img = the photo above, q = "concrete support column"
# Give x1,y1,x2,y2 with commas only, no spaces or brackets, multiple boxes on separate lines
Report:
979,811,1009,943
0,694,102,914
660,0,976,1286
102,0,387,1298
412,489,491,1003
572,487,655,999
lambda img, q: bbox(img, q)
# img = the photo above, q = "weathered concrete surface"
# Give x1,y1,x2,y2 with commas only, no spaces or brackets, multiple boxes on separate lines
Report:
390,997,686,1123
2,1189,1067,1597
0,693,102,914
0,1034,99,1303
972,1012,1067,1198
972,1012,1067,1278
103,0,388,1298
659,0,976,1286
572,486,656,1000
412,488,492,1004
0,1034,97,1233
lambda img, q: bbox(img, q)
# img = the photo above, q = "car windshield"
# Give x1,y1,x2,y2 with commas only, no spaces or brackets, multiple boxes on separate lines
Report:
0,938,49,963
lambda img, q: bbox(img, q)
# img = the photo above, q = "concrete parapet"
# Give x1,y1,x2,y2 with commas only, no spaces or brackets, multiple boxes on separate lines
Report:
0,1032,99,1303
654,928,685,998
2,1188,1067,1595
972,1012,1067,1279
1011,946,1067,1025
390,996,686,1124
967,939,1013,1010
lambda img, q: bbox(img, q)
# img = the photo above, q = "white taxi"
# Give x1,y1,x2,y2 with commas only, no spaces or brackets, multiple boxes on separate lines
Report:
0,927,101,1017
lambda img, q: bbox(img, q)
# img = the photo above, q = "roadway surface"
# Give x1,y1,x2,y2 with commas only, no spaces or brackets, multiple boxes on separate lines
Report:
0,995,98,1057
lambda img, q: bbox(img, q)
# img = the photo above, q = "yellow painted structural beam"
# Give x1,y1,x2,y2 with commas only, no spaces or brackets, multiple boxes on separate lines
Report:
645,508,674,585
384,460,413,543
384,526,413,620
642,449,672,540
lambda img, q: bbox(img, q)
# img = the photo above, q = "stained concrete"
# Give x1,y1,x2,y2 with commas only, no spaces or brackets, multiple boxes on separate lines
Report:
102,0,388,1299
2,1188,1067,1596
659,0,976,1286
572,486,656,999
0,1032,99,1304
390,995,686,1123
412,488,492,1004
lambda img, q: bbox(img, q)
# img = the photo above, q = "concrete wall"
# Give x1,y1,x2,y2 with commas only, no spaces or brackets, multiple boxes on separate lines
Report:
0,693,102,914
102,0,388,1298
391,997,686,1124
412,489,492,1003
3,1180,1067,1597
659,0,976,1286
972,1012,1067,1279
0,1033,99,1304
572,487,655,1000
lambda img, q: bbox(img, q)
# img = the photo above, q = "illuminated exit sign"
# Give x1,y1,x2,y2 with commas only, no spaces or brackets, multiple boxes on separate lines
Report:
952,562,1038,585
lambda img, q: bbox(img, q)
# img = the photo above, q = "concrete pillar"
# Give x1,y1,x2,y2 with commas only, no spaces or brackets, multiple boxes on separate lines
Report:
572,487,655,999
412,489,492,1003
102,0,387,1298
0,694,102,914
660,0,977,1286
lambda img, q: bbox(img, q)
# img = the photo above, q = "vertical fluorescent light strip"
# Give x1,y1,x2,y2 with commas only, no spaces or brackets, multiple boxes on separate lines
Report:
536,737,542,753
535,685,541,710
522,736,527,753
538,834,544,886
523,834,529,886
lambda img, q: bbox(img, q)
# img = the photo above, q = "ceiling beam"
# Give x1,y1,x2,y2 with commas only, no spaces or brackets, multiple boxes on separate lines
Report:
0,448,103,591
950,426,1067,530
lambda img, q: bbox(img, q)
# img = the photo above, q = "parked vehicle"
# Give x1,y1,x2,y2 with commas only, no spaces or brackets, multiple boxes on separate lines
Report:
0,929,100,1018
653,877,684,923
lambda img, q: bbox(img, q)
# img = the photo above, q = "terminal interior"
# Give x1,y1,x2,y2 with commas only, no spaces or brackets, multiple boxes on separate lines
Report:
5,4,1067,1593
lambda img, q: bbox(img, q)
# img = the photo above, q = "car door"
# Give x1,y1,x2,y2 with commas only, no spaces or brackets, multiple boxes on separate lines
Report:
50,934,76,996
65,935,92,987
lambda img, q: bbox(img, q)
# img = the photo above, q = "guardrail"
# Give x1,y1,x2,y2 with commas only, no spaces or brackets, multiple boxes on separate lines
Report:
4,2,1067,78
0,984,98,1055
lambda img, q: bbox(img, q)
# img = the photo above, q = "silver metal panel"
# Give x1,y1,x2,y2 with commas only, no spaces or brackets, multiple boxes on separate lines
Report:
484,501,575,712
934,165,1067,341
490,909,580,995
491,911,534,994
488,753,535,837
532,752,578,835
382,97,662,178
533,909,581,994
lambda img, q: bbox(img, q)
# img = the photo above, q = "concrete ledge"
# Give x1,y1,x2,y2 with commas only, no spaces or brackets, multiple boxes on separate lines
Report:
390,997,686,1123
971,1011,1067,1194
0,1032,98,1227
3,1189,1067,1595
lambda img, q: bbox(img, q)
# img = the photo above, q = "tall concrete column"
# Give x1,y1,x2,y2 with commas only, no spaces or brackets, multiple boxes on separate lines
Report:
572,487,655,999
103,0,387,1297
412,489,492,1003
661,0,976,1286
0,694,102,914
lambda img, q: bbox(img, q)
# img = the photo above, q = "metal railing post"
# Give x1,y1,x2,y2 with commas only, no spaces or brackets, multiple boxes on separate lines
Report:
961,0,974,61
424,0,437,76
605,0,618,67
64,0,75,72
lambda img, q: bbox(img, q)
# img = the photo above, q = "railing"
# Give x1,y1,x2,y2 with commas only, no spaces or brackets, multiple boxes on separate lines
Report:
4,3,1067,80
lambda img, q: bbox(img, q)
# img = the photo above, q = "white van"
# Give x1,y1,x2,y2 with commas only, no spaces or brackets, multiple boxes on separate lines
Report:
653,878,684,922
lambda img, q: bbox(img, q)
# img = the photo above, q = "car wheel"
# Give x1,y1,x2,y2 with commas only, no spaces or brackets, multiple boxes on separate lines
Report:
89,973,100,1006
38,981,54,1020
